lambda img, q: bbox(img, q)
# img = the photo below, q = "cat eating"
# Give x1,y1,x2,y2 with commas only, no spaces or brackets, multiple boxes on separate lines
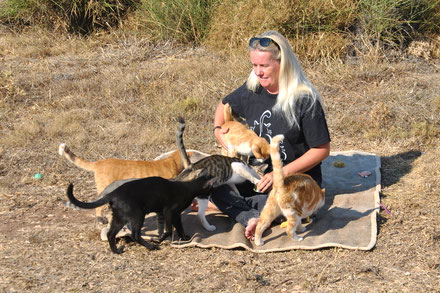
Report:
254,135,325,246
220,103,270,163
66,169,217,254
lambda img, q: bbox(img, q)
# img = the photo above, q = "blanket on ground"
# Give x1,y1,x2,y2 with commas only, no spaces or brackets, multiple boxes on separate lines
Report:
107,150,381,252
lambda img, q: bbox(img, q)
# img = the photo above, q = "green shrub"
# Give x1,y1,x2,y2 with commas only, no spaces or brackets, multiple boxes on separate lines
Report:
130,0,220,43
357,0,440,48
0,0,138,35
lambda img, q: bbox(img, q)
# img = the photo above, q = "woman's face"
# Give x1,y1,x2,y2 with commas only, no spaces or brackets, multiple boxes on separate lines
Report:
250,49,280,94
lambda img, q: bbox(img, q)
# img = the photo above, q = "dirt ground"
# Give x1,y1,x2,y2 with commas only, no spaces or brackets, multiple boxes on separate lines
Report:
1,28,439,292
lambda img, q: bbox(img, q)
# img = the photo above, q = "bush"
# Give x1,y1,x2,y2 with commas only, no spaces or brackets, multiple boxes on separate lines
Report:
129,0,220,43
0,0,138,35
357,0,440,49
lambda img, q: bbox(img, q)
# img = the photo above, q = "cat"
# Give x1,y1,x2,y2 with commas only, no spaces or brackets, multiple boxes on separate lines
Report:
176,117,262,232
220,103,270,163
254,135,325,246
58,124,208,223
66,169,217,254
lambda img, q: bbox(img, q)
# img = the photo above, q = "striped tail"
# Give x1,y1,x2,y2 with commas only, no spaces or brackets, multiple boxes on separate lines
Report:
270,135,285,189
176,116,190,169
58,143,96,171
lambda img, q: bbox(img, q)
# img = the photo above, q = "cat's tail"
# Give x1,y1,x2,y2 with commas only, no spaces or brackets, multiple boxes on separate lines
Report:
66,183,110,209
223,103,234,122
176,117,191,169
58,143,96,172
270,135,285,189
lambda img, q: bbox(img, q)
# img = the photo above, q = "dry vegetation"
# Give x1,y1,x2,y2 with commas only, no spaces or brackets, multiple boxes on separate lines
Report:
1,25,440,292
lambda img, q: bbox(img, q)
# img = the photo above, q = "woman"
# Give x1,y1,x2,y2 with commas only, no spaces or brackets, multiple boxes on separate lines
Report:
211,30,331,240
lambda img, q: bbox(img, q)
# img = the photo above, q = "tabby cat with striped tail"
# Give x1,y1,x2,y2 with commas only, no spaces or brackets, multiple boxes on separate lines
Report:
176,117,261,231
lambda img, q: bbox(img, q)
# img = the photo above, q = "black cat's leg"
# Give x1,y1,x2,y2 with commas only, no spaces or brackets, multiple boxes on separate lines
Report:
156,212,165,238
157,211,173,243
130,215,158,251
107,215,126,254
172,214,189,241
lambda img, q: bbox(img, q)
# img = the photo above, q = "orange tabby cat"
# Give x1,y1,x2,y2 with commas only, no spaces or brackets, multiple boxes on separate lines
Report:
254,135,325,246
58,121,208,222
220,103,270,163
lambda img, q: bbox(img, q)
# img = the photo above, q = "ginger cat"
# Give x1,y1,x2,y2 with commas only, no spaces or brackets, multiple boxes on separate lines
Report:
59,121,207,223
221,103,270,163
254,135,325,246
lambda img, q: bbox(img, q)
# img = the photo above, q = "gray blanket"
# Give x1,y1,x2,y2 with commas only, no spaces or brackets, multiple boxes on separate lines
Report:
109,151,381,252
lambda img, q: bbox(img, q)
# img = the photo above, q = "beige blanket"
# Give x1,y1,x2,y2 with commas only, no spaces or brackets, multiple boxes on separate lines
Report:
125,150,380,252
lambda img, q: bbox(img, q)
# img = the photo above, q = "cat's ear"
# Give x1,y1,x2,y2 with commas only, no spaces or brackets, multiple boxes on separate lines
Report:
251,163,269,177
192,169,204,178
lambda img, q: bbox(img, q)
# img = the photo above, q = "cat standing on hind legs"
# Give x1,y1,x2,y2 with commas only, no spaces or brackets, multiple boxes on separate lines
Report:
220,103,270,163
254,135,326,246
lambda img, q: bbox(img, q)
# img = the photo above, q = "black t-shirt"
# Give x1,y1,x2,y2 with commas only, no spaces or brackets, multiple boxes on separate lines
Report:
223,83,330,184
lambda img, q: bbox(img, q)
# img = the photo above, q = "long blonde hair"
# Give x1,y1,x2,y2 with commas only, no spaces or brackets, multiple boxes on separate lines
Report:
246,30,323,127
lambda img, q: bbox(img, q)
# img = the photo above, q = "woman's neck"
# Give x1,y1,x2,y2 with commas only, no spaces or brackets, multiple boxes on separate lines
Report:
265,85,279,95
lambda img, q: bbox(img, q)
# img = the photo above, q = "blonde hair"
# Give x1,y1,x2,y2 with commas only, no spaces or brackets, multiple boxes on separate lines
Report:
246,30,323,127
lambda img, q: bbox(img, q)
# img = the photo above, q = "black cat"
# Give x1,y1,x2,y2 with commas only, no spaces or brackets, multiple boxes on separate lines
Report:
66,170,216,254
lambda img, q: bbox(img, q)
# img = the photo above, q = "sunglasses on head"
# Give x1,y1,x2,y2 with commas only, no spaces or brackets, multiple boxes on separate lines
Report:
249,37,278,48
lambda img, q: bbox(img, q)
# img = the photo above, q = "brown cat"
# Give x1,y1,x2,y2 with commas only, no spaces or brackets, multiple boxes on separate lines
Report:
254,135,325,246
58,120,208,223
220,103,270,163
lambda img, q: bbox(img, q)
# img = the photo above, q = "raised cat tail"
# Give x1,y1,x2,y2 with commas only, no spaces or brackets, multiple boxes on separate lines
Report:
66,183,110,209
58,143,96,171
270,135,285,189
176,117,191,169
223,103,234,122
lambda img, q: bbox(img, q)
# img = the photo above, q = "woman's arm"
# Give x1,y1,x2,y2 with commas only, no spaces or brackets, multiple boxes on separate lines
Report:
257,142,330,193
213,101,228,149
282,142,330,177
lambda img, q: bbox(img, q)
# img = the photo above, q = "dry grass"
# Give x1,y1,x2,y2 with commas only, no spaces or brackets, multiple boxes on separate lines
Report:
1,27,440,292
204,0,357,59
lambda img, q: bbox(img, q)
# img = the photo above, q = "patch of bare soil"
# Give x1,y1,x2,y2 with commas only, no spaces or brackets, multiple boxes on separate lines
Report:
0,29,439,292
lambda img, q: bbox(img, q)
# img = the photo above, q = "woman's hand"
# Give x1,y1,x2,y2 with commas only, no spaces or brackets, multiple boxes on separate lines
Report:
214,127,229,151
257,172,273,193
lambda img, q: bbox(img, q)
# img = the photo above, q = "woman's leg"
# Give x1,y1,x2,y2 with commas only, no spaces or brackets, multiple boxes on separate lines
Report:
210,184,265,227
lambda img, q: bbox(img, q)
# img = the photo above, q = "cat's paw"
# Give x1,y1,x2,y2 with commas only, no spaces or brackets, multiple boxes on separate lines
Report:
158,232,171,243
180,235,191,241
204,224,216,231
147,243,160,250
100,227,110,241
255,238,264,246
298,226,306,233
113,247,124,254
294,235,304,241
58,143,66,155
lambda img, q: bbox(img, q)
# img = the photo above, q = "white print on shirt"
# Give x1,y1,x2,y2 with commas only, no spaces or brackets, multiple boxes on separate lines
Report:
250,110,287,160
